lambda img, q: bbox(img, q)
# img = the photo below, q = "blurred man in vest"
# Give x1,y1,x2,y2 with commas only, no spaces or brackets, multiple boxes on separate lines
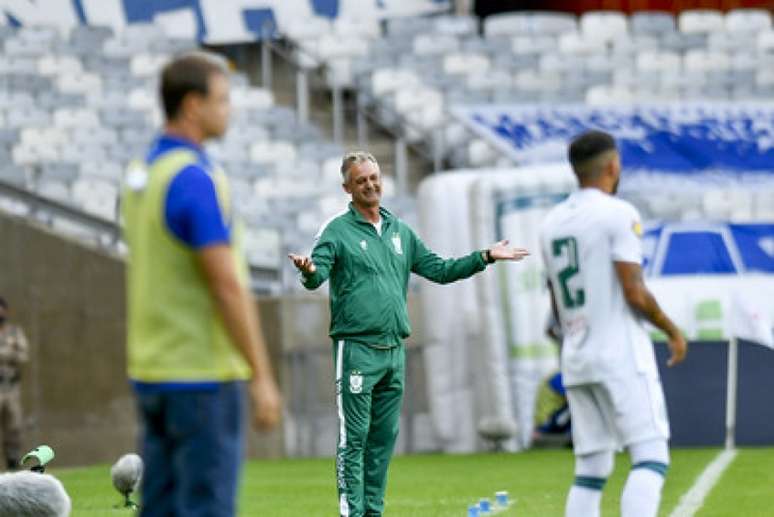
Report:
121,51,281,517
0,297,28,471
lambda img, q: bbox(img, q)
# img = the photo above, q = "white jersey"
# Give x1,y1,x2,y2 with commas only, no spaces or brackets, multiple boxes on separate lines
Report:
540,188,658,386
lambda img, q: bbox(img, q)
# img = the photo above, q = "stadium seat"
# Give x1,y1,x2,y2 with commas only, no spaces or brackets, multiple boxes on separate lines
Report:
412,34,459,56
636,50,681,73
0,166,29,187
386,16,436,38
284,16,332,42
37,56,82,76
333,16,381,39
585,84,634,105
580,11,628,43
707,32,757,53
511,36,558,56
467,139,498,167
130,54,168,77
483,11,576,38
683,50,730,73
632,10,675,37
678,9,725,34
442,53,490,76
433,15,478,37
557,32,607,55
757,30,774,53
725,8,771,33
36,180,71,203
54,108,100,128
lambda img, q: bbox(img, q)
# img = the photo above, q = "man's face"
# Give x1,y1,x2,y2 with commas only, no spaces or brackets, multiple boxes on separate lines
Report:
343,160,382,208
195,73,231,139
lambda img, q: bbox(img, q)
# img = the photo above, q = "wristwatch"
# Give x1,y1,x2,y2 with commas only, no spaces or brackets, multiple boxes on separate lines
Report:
484,249,496,264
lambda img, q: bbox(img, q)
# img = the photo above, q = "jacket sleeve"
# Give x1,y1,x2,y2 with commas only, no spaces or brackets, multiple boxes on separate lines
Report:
301,226,337,290
409,227,487,284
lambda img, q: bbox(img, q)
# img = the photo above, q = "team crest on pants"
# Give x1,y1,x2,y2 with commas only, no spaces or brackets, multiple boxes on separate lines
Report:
349,370,363,394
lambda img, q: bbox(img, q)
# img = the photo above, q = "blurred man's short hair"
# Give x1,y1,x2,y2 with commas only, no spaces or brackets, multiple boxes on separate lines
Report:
160,51,229,120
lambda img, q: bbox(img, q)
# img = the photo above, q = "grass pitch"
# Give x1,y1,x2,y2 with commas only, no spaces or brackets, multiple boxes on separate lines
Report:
53,448,772,516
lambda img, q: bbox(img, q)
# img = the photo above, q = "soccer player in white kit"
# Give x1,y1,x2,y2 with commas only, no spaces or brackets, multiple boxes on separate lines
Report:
540,131,688,517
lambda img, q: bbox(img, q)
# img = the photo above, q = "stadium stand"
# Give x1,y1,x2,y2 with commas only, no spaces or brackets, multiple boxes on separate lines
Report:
278,8,774,174
1,7,772,292
0,23,383,292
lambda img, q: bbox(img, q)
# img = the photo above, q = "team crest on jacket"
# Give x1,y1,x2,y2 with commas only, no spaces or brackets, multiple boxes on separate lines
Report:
360,240,367,251
391,233,403,255
349,370,363,394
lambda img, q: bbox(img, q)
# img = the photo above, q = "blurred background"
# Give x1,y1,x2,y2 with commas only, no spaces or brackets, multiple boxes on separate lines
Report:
0,0,771,466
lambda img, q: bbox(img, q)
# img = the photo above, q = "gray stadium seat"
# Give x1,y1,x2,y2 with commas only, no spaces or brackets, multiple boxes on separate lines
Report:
630,11,676,36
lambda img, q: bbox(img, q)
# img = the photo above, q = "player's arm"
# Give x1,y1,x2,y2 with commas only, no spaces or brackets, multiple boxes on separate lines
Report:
169,166,280,430
614,261,687,367
198,245,281,429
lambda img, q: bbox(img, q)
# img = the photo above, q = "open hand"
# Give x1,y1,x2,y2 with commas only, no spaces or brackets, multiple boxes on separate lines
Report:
249,377,282,431
288,253,316,274
666,332,687,367
488,240,530,262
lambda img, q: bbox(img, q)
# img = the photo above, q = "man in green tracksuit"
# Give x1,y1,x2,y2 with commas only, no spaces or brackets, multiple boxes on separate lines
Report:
289,151,529,517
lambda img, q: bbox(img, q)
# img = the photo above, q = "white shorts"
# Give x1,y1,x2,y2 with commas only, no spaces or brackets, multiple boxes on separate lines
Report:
566,373,670,456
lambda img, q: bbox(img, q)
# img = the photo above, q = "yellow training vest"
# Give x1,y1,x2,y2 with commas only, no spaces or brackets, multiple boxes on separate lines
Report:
121,149,251,382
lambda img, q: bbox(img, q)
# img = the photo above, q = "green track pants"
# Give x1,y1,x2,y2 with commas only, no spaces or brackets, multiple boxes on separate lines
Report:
333,340,405,517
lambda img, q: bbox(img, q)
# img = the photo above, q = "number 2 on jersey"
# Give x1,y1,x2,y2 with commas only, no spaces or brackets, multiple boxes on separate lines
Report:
552,237,585,309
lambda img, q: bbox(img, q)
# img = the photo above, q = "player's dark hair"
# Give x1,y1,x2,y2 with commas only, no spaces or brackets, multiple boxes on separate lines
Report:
568,130,617,181
0,297,7,310
160,51,229,120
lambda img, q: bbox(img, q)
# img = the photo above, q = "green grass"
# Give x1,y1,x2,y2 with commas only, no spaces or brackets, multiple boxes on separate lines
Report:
51,448,770,516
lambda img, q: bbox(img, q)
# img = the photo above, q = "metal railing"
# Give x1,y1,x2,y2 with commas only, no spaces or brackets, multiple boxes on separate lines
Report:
0,178,281,294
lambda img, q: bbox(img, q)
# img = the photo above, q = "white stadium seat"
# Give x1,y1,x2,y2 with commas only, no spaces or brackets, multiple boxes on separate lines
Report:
249,141,297,166
757,30,774,53
371,68,421,97
557,32,607,54
580,11,628,43
37,56,82,76
442,53,490,76
510,35,557,55
636,51,681,73
433,15,478,37
57,72,102,95
678,9,724,34
54,108,100,128
284,16,332,41
585,84,634,105
725,8,772,33
333,17,381,39
412,34,460,56
683,50,730,73
130,54,169,77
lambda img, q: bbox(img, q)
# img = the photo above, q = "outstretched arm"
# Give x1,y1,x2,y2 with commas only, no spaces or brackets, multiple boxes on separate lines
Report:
615,261,687,367
411,230,529,284
198,244,282,430
289,237,336,290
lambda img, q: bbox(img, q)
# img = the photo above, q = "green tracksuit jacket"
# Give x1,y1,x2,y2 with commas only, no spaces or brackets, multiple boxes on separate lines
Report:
302,203,488,346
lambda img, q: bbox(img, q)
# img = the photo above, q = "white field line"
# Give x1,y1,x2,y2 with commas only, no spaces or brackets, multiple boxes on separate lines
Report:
668,448,738,517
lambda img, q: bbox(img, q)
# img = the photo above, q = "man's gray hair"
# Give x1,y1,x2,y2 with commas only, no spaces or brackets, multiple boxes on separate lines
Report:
340,151,378,181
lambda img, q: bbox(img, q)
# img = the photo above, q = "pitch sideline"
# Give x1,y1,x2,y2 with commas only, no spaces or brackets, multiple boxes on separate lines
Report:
668,448,738,517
